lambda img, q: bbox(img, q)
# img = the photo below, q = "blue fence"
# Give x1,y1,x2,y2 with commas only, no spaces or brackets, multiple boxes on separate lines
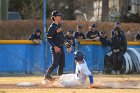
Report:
0,44,45,72
0,41,140,73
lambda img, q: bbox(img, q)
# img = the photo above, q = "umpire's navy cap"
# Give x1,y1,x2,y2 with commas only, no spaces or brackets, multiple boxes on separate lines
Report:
52,10,62,17
91,24,96,28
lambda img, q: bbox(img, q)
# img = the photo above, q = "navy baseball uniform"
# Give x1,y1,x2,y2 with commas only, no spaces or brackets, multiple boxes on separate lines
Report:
74,32,85,39
135,33,140,40
86,24,99,39
46,23,65,77
111,30,127,73
73,25,85,39
29,29,41,40
65,35,75,46
45,11,71,80
86,31,99,39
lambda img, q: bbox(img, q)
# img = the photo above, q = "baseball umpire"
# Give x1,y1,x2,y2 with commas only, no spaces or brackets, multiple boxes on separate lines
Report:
111,27,127,74
44,10,71,80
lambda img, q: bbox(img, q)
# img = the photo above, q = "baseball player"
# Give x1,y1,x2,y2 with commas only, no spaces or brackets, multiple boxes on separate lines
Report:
86,24,100,40
29,28,42,44
44,10,71,80
43,51,100,88
73,25,86,39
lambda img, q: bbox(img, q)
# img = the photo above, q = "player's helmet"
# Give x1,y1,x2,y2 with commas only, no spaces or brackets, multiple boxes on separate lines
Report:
75,51,85,61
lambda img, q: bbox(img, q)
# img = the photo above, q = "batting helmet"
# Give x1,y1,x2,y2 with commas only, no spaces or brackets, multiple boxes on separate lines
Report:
75,51,85,61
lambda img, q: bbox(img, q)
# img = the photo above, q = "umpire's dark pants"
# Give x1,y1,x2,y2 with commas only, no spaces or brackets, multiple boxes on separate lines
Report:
46,48,65,76
112,50,125,72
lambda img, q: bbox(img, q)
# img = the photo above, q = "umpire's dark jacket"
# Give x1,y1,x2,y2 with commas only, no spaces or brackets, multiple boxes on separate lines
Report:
111,33,127,53
111,31,127,71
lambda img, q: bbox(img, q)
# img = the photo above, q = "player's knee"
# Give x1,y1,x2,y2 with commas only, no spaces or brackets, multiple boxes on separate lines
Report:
51,62,59,68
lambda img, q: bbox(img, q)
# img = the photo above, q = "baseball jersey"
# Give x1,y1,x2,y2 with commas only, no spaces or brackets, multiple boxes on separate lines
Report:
86,30,99,39
75,60,92,83
59,60,93,87
47,23,65,49
74,32,85,39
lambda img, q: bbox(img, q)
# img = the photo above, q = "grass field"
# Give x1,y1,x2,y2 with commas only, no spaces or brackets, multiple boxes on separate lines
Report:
0,74,140,93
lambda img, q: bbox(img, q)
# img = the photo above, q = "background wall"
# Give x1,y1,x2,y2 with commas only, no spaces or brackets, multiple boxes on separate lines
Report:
0,41,139,73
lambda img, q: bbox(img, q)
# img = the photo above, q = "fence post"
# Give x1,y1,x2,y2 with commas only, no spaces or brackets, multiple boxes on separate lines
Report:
43,0,47,72
0,0,8,20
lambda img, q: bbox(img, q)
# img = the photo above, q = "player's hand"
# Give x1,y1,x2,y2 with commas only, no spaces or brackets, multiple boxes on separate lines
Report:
57,27,63,33
70,40,74,45
93,37,100,41
78,36,83,39
54,46,61,53
33,39,42,44
67,47,72,53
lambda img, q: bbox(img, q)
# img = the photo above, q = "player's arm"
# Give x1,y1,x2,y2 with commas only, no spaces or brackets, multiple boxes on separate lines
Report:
64,40,71,53
87,74,94,84
81,63,94,85
72,38,75,46
64,40,71,48
90,34,97,38
83,34,86,39
47,27,56,47
73,32,78,39
29,35,41,44
29,34,35,40
47,26,61,53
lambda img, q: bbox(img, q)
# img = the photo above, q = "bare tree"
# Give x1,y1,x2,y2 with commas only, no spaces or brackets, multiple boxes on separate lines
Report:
21,0,43,19
119,0,129,20
101,0,109,21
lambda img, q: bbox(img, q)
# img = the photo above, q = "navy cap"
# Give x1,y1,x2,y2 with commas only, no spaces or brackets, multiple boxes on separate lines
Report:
115,21,121,25
51,10,62,17
91,24,96,28
35,28,41,33
67,29,73,34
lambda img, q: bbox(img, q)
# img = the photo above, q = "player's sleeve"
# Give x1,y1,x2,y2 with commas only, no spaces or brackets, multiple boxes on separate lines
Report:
121,34,127,51
82,33,86,39
29,34,35,40
81,63,94,84
72,37,75,46
73,32,78,39
47,26,56,47
88,75,94,84
97,31,100,36
111,37,114,51
81,62,92,76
